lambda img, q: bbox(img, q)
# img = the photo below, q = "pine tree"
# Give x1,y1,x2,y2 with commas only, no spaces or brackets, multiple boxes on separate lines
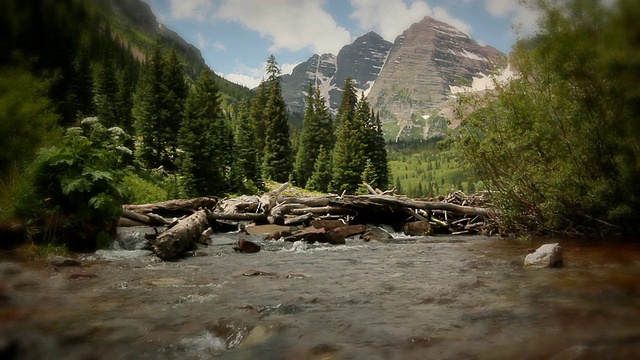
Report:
250,84,268,165
96,56,120,127
133,43,166,169
234,99,261,186
369,111,390,189
306,145,332,192
294,83,331,187
178,67,226,196
163,48,188,167
71,48,95,119
330,78,367,193
116,64,136,134
261,55,292,182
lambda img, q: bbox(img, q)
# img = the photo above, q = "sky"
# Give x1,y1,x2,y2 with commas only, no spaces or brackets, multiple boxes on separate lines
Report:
144,0,539,89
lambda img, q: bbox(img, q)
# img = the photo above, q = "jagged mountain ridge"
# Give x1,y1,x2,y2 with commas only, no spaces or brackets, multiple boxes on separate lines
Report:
281,16,507,140
281,32,392,115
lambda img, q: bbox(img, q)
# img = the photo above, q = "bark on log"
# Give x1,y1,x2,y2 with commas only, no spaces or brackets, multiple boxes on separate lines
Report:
346,195,494,217
284,213,314,226
124,197,217,216
259,182,289,213
150,210,210,260
122,209,151,225
207,212,268,222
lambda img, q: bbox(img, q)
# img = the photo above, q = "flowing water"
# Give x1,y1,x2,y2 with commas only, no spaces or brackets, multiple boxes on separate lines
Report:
1,234,640,359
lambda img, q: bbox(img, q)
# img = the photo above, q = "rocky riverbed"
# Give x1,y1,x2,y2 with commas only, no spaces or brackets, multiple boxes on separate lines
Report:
1,234,640,359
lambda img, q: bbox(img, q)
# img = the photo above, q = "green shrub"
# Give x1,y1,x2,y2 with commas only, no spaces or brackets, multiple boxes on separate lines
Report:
19,118,130,251
122,172,168,204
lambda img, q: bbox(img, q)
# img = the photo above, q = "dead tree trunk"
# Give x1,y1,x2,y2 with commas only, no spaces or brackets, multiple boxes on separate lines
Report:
150,210,210,260
124,197,217,217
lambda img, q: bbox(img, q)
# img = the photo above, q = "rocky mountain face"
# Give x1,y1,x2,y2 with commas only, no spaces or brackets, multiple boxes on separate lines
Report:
281,16,506,140
282,32,392,116
98,0,206,75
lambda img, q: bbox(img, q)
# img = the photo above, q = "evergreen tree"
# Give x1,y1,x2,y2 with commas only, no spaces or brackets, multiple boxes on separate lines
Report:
306,145,332,193
117,64,136,134
330,78,367,193
234,99,261,186
250,84,268,165
96,56,119,127
163,48,188,166
133,44,167,169
71,48,95,119
294,83,331,187
178,67,226,196
261,55,292,182
369,111,390,189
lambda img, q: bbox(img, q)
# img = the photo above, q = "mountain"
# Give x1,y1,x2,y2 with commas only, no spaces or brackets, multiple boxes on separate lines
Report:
281,16,507,140
96,0,252,99
282,32,392,116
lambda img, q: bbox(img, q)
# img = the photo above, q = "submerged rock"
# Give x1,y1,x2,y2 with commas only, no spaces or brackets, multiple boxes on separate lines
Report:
234,239,261,253
363,227,393,242
524,243,563,268
47,256,81,267
403,221,432,236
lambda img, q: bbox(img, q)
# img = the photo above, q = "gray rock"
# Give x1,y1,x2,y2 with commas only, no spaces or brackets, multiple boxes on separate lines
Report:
363,227,393,242
47,256,81,267
524,243,563,268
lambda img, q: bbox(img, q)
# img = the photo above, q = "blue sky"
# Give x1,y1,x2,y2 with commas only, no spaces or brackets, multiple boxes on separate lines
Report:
144,0,538,88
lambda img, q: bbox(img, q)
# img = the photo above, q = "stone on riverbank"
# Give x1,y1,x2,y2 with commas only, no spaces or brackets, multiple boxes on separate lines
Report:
524,243,563,268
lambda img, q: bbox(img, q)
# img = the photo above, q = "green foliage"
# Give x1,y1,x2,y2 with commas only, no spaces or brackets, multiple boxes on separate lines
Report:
121,172,168,204
293,84,334,187
134,44,187,170
306,145,333,193
21,118,129,251
0,66,59,174
330,78,368,193
178,67,231,196
233,99,262,188
261,56,293,182
450,0,640,234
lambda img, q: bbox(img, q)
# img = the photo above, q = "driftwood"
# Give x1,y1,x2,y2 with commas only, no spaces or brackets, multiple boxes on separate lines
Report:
150,210,210,260
206,184,498,236
123,197,217,216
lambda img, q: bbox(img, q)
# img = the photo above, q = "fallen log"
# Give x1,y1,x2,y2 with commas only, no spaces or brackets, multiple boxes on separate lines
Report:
150,210,210,260
121,209,151,225
124,197,217,216
347,195,494,217
207,212,268,222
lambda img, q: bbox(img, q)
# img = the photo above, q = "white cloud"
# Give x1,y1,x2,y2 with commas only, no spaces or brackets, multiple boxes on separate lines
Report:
215,0,352,55
349,0,472,41
281,62,300,76
212,41,226,51
196,32,208,49
483,0,538,33
169,0,212,21
223,73,262,89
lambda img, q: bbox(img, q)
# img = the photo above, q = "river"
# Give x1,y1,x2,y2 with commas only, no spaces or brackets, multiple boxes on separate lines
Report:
1,234,640,359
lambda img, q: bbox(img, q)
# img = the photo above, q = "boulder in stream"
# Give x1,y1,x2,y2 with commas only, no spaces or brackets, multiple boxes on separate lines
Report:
524,243,563,268
363,227,393,242
234,239,261,253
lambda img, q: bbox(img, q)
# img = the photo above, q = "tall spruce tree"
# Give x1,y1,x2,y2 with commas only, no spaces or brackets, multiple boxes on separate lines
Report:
71,48,95,119
330,78,367,193
234,99,261,186
250,84,268,166
96,56,120,127
163,48,188,166
261,55,292,182
293,83,333,187
306,145,332,192
133,44,166,169
368,111,389,189
178,67,226,196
